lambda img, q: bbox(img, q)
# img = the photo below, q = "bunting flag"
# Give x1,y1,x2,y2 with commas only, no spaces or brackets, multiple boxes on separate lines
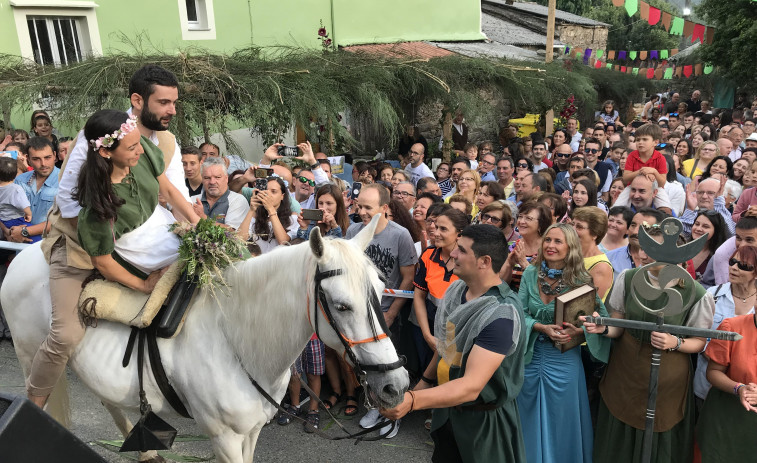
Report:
608,50,616,60
706,27,714,44
650,50,659,60
662,12,672,31
647,5,661,25
612,0,624,6
660,50,669,59
664,68,673,79
618,50,627,60
630,51,638,60
632,67,639,75
607,63,612,69
655,67,664,80
565,46,571,55
695,63,703,76
640,50,648,60
675,67,683,77
670,17,684,35
596,49,604,59
646,68,655,79
621,66,627,73
625,0,638,16
683,20,695,38
584,50,591,64
595,59,603,69
683,65,693,78
640,1,650,20
704,64,714,74
692,24,705,43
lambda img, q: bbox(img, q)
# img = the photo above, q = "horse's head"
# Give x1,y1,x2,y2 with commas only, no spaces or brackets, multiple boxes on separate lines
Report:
308,215,409,409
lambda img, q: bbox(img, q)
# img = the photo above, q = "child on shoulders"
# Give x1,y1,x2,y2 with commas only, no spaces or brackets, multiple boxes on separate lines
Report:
0,157,32,236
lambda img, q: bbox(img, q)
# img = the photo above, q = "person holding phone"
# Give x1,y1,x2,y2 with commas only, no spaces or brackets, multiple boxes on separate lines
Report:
238,176,298,254
296,183,349,240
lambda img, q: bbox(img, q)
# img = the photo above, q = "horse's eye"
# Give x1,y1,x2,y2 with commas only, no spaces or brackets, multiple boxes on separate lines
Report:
335,304,350,312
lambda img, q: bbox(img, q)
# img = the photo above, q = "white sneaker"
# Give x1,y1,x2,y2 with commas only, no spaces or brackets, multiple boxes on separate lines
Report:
380,418,400,439
359,408,382,429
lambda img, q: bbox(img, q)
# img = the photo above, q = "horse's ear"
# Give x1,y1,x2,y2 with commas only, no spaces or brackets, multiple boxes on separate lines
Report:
353,214,380,251
309,226,325,259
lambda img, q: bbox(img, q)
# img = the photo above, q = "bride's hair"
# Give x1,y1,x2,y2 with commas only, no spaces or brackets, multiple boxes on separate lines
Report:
73,109,130,222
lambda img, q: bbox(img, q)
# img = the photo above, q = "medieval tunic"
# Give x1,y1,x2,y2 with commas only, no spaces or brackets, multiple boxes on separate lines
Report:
432,280,527,463
695,314,757,462
78,137,179,279
516,265,611,463
594,268,714,463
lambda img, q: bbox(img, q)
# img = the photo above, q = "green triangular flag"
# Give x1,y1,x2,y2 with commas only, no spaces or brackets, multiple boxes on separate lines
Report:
606,63,613,69
664,68,674,79
633,67,639,75
596,50,604,59
576,52,583,59
704,63,714,74
670,17,684,35
660,49,669,59
630,51,638,60
625,0,638,16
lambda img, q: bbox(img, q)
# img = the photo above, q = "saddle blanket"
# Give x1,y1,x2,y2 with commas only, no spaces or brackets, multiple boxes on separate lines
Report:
78,261,189,337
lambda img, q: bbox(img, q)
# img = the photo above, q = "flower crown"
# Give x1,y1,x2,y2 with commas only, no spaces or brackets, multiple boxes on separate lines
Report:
89,115,138,150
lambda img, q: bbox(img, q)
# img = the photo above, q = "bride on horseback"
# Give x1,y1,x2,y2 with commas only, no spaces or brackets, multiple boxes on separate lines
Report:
26,108,200,409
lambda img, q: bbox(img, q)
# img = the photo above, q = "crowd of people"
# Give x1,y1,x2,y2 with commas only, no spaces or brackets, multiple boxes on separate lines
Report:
0,66,756,463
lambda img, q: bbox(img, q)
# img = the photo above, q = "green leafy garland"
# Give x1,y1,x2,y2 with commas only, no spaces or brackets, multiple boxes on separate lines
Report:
170,218,247,290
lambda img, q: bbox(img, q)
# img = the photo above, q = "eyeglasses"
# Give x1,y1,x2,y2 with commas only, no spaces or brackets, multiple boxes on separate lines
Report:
297,176,315,187
392,191,416,198
584,148,600,154
480,159,495,166
670,113,679,117
517,163,529,168
459,177,475,182
555,152,571,158
656,143,668,149
729,257,755,272
481,213,503,225
517,214,538,223
696,190,717,197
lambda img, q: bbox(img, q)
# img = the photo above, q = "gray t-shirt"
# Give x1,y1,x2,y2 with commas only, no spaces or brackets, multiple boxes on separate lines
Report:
346,220,418,311
0,183,30,221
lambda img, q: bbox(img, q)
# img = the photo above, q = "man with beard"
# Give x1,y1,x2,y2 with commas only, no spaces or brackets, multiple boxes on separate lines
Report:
605,208,668,280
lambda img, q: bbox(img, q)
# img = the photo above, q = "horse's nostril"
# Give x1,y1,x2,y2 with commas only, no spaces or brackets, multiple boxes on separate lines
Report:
382,384,399,397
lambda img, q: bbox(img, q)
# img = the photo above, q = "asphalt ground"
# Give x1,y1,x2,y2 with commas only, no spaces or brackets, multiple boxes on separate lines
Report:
0,339,433,463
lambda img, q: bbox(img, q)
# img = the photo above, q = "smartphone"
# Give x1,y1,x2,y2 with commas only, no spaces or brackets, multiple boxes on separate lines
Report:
302,208,324,221
351,182,362,199
0,150,18,160
255,178,268,191
254,168,273,179
277,146,299,157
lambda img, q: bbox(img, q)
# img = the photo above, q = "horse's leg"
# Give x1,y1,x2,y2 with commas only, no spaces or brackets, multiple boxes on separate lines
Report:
241,426,262,463
210,432,245,463
102,402,165,463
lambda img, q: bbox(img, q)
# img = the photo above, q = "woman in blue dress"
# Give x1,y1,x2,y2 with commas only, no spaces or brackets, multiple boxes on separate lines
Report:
517,223,610,463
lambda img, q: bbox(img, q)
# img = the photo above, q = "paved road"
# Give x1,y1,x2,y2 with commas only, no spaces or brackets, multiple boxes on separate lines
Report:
0,340,432,462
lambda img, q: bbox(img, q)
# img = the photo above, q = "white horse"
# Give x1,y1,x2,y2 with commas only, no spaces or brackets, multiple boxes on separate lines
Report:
1,217,409,463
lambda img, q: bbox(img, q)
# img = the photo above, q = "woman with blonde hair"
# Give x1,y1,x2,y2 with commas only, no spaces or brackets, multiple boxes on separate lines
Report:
518,223,610,463
445,168,480,218
572,206,614,301
682,141,720,180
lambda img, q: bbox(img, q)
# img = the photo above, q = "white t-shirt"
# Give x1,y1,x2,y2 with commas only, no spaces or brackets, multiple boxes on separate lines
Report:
404,162,434,186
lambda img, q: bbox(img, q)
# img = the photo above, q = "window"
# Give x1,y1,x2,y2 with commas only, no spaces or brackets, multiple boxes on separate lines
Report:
178,0,215,40
27,16,83,66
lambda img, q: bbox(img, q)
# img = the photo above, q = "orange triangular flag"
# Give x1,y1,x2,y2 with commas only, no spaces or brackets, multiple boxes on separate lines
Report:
655,67,664,80
671,48,678,56
640,50,648,60
706,27,714,44
608,50,616,60
662,12,672,31
695,63,703,76
675,66,683,77
612,0,624,6
639,1,650,19
683,20,695,38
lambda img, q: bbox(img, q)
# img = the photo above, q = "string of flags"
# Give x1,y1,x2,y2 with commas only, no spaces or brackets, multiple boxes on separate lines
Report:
560,44,713,79
559,46,680,62
610,0,714,44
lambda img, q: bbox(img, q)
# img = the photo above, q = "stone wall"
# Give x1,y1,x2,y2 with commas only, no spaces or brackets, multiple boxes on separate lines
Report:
556,25,608,51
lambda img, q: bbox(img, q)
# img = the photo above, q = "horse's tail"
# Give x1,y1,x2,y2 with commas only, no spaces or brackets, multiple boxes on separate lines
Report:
46,376,71,428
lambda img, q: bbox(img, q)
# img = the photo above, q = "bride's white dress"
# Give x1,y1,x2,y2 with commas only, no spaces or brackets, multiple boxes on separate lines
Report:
114,206,180,274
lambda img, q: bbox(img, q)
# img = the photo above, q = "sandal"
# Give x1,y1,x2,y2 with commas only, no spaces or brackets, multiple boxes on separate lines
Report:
424,416,432,431
323,392,342,410
343,395,359,417
304,411,320,433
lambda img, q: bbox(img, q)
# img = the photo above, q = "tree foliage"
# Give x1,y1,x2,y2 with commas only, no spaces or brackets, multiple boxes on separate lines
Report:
696,0,757,84
532,0,593,16
586,0,681,51
0,39,652,155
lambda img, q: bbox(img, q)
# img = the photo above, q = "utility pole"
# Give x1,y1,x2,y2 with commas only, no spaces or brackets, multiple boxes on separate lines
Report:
544,0,556,136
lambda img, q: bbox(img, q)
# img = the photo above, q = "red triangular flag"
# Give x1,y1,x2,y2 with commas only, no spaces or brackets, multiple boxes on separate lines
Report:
683,20,695,38
646,68,655,79
621,66,627,73
705,27,714,44
683,65,693,77
595,59,603,69
648,6,661,25
692,24,705,43
639,1,650,20
662,12,672,31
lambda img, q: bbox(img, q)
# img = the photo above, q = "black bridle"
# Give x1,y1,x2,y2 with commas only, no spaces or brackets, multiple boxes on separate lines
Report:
311,265,406,387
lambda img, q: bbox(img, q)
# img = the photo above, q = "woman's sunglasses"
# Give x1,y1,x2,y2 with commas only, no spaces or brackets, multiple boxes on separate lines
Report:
729,257,755,272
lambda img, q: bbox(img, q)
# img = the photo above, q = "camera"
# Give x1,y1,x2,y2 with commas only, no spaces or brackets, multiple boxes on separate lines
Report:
255,178,268,191
351,182,362,199
301,209,324,221
277,146,299,157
